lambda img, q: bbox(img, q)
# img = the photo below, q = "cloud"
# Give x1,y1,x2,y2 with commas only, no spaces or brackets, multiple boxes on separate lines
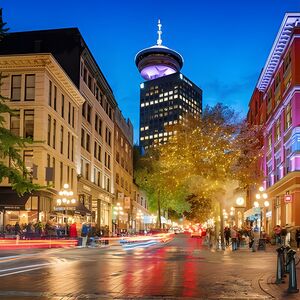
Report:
202,72,259,114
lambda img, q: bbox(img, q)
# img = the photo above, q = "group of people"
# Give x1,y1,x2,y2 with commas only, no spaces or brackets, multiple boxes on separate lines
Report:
3,221,110,240
273,224,300,250
224,225,260,252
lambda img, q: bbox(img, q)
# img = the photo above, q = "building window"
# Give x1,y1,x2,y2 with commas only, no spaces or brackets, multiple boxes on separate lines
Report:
85,162,89,180
95,114,98,132
116,173,119,184
67,132,70,159
53,119,56,149
99,118,102,136
60,126,64,154
87,104,91,123
116,151,120,163
47,115,51,146
61,94,65,118
98,145,101,161
11,75,21,101
71,168,74,189
10,110,20,136
267,133,272,152
83,68,87,83
52,157,56,187
105,127,111,146
60,162,63,189
94,141,97,158
97,171,101,187
105,176,110,192
275,119,280,142
48,80,52,106
71,136,74,161
24,110,34,138
81,128,85,148
68,102,71,124
25,74,35,101
72,107,75,128
104,152,111,169
86,134,90,152
88,75,92,90
285,102,292,130
53,86,57,110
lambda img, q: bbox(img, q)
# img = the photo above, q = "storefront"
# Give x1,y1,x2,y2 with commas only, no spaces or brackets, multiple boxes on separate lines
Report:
0,187,53,231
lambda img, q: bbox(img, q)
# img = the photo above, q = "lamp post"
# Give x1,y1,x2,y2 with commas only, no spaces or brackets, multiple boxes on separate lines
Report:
235,197,245,228
136,209,144,233
56,183,77,234
254,186,269,238
113,203,123,235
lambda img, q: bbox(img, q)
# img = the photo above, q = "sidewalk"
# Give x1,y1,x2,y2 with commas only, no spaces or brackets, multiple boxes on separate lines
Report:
235,244,300,299
259,249,300,299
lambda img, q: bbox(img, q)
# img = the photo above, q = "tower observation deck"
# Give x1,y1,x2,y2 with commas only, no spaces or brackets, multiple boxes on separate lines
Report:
135,20,184,81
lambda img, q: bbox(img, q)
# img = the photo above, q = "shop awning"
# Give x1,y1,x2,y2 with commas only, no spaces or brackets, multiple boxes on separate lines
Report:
74,203,92,216
0,187,30,210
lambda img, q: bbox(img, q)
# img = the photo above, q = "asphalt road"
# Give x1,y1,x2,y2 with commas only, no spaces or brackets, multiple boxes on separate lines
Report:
0,233,281,299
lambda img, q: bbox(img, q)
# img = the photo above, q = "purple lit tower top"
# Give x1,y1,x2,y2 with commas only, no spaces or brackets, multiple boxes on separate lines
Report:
135,20,184,81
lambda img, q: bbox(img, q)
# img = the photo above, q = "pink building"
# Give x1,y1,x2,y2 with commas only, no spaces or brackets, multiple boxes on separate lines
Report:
248,13,300,233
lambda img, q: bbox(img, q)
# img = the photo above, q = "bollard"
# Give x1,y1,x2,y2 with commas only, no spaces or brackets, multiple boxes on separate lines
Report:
287,249,299,293
276,246,285,284
284,246,291,274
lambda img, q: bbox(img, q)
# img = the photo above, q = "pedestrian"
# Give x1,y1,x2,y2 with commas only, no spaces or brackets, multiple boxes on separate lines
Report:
14,222,21,236
224,227,230,247
274,225,282,245
230,226,238,251
248,228,255,251
69,222,77,238
81,223,90,247
295,228,300,251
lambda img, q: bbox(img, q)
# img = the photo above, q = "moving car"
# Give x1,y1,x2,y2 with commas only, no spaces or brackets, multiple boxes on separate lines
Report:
191,230,202,238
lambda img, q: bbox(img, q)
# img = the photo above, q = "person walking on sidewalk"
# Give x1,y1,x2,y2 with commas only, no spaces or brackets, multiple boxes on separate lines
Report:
230,226,238,251
224,227,230,247
295,228,300,251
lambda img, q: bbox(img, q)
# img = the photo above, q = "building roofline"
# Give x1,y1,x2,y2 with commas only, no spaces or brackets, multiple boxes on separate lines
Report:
6,27,117,106
257,12,300,92
0,53,85,106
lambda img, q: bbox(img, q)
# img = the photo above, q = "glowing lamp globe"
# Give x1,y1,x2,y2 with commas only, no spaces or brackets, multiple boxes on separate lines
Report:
236,197,245,206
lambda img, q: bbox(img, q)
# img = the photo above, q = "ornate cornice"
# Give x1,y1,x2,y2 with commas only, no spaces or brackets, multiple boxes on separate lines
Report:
257,13,300,92
0,53,85,106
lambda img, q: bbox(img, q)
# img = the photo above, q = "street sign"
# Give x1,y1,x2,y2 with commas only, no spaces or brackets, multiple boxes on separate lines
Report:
284,195,293,203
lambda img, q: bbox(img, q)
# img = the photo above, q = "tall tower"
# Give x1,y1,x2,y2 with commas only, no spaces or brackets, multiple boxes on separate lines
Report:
135,20,202,150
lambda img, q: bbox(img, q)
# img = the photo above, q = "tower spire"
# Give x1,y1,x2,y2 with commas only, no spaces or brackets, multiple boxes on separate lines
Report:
157,19,162,46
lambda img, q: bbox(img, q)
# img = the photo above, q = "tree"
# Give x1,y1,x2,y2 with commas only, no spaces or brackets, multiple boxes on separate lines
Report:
0,9,40,195
134,103,262,226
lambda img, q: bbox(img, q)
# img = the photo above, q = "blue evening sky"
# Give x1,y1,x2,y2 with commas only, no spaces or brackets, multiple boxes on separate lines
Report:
2,0,299,142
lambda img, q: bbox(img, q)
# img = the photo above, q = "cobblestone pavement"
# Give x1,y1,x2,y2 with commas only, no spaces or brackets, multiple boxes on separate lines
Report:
0,234,299,299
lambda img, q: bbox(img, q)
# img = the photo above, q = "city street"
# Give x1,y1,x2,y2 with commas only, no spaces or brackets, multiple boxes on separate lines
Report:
0,233,296,299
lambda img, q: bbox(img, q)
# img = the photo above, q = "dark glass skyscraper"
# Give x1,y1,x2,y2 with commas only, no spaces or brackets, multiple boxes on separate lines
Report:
135,20,202,149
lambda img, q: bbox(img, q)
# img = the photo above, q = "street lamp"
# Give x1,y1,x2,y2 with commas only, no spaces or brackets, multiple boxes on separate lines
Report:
136,209,144,233
56,183,77,207
235,197,245,228
113,203,124,235
56,183,77,234
254,186,269,237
